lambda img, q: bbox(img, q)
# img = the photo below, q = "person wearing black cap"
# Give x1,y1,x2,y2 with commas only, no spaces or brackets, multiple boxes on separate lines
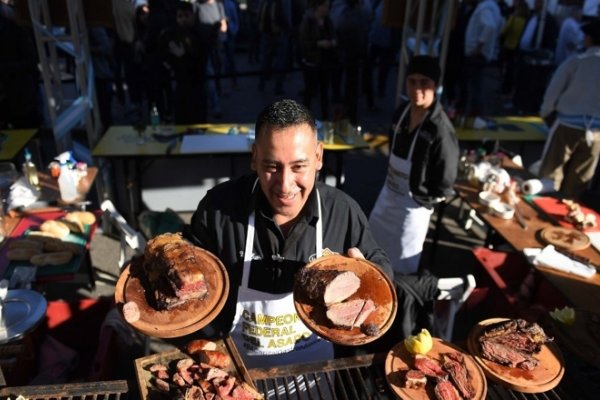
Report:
369,55,459,275
538,19,600,200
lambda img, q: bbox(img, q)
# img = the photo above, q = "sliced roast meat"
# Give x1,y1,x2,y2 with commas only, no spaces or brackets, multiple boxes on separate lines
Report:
326,299,375,328
414,354,448,379
296,268,361,305
434,379,461,400
404,369,427,389
184,386,205,400
480,319,549,346
442,352,475,399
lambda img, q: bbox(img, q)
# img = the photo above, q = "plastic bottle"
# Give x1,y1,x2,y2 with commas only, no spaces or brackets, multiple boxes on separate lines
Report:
58,163,78,202
150,103,160,133
22,148,40,190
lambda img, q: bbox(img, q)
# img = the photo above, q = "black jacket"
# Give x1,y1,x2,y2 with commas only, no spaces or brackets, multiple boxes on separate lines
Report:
186,174,392,333
390,99,459,208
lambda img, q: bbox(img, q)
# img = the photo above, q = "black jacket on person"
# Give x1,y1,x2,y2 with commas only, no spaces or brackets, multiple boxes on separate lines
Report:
390,99,459,208
186,174,392,334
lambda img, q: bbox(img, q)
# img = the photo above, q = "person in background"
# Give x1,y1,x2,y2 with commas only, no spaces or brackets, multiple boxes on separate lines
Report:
463,0,504,118
298,0,337,120
159,0,211,124
89,27,115,132
112,0,139,113
554,5,584,66
222,0,240,92
538,20,600,200
369,56,459,275
499,0,529,99
366,0,399,99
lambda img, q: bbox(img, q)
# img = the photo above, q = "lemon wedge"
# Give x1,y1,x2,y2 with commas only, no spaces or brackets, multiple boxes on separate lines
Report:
550,306,575,326
404,328,433,355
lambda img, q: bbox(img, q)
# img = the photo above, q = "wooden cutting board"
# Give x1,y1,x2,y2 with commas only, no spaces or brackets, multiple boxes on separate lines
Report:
293,254,397,346
466,318,564,393
539,226,591,251
550,309,600,368
385,338,487,400
134,336,256,399
114,248,229,338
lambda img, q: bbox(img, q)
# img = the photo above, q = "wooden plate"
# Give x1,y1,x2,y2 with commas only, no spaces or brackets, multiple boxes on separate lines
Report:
114,247,229,338
540,226,591,251
293,254,397,346
466,318,564,393
384,337,487,400
550,309,600,368
135,336,256,399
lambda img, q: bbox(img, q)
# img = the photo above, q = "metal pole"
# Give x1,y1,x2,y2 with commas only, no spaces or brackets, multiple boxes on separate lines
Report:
396,0,414,107
438,0,456,90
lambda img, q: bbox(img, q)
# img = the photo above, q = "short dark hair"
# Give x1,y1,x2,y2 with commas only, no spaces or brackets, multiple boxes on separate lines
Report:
176,0,194,12
581,20,600,45
255,99,316,140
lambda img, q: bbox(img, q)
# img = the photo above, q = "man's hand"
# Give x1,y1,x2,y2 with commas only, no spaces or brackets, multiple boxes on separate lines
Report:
169,41,185,58
346,247,364,259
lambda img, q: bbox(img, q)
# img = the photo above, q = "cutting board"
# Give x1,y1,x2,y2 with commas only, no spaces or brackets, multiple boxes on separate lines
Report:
385,338,487,400
293,254,397,346
532,196,600,232
114,249,229,338
466,318,564,393
134,336,256,399
539,226,591,251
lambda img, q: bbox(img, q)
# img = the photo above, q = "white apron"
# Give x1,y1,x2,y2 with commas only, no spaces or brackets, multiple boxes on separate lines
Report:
369,105,434,275
230,186,334,369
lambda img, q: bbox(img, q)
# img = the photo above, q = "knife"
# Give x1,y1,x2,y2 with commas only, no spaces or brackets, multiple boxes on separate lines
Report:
513,203,528,230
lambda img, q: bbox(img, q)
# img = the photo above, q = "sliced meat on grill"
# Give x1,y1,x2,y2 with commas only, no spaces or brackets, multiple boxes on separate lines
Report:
414,354,448,379
214,376,236,398
442,352,475,399
484,332,543,354
184,386,205,400
326,299,375,328
198,350,231,370
480,339,539,370
404,369,427,389
152,377,171,392
434,379,462,400
296,268,361,305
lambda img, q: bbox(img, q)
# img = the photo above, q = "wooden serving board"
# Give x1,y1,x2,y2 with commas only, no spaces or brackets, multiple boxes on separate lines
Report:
385,338,487,400
551,309,600,368
134,336,256,399
293,254,397,346
540,226,591,251
114,248,229,338
466,318,564,393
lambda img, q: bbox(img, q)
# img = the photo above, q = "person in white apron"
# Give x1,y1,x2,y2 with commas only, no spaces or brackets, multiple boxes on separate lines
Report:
187,99,393,377
369,56,459,275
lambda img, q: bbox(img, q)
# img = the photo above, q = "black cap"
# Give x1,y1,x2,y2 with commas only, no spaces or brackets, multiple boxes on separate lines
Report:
406,55,441,85
581,20,600,44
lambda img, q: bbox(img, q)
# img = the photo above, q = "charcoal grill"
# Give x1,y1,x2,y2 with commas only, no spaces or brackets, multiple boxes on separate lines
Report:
249,353,597,400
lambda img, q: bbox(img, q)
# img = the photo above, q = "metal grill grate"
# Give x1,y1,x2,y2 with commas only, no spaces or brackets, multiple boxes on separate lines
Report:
249,353,595,400
0,380,130,400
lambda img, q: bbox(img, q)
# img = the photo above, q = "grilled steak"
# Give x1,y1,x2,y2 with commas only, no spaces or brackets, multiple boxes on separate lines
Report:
434,379,461,400
404,369,427,389
478,319,550,370
414,354,448,379
480,339,539,370
442,352,475,399
143,233,209,310
296,267,361,305
326,299,376,328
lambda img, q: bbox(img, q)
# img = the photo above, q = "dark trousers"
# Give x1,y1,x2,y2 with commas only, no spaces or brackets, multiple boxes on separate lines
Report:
302,64,331,121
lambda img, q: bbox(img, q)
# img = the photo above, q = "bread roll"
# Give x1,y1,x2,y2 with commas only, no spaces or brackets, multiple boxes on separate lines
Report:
186,339,218,354
7,247,43,261
40,220,70,239
27,231,58,244
43,239,84,255
64,211,96,233
29,251,73,266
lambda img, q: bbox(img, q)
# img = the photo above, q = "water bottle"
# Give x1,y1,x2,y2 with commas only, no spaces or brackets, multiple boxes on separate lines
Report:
150,103,160,133
58,164,78,202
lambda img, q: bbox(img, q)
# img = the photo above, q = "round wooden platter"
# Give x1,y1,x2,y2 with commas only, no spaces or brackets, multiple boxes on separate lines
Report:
293,254,397,346
114,248,229,338
466,318,564,393
550,309,600,368
539,226,591,251
384,337,487,400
